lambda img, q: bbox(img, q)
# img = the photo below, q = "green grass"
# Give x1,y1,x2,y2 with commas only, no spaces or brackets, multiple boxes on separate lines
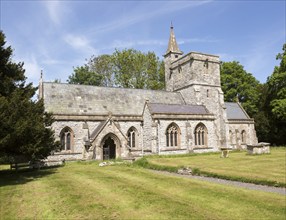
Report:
0,161,285,219
146,147,286,187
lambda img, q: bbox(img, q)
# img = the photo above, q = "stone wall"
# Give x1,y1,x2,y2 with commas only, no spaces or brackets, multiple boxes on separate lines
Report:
47,152,82,161
164,51,229,149
150,118,218,154
165,52,221,92
52,119,146,160
52,120,102,155
47,48,257,161
179,87,229,148
143,105,155,153
228,120,258,149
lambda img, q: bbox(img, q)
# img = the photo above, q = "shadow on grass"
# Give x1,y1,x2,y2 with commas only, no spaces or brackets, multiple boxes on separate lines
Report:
0,166,61,188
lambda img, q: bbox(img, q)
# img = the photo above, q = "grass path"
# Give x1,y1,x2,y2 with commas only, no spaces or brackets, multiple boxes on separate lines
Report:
1,162,285,219
150,169,286,195
147,147,286,186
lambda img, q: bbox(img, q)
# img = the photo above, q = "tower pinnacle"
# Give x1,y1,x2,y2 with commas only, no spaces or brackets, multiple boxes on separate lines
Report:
165,23,183,56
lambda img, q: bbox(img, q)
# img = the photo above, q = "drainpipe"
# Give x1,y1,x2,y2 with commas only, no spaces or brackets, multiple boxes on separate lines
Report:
158,120,161,155
141,121,144,157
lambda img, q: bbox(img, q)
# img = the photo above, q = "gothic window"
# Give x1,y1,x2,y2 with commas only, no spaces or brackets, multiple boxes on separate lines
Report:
166,123,180,147
194,123,207,147
60,127,74,151
241,130,246,143
127,127,137,148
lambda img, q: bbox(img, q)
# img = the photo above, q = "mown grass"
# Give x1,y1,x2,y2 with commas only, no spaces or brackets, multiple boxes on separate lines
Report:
146,147,286,187
0,161,285,219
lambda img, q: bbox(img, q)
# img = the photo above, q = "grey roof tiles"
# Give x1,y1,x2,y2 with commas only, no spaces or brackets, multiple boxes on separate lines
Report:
148,103,210,115
43,83,250,120
43,82,185,116
225,102,250,120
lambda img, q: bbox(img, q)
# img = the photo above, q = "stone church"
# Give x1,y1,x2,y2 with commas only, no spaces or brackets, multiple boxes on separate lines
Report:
40,25,258,161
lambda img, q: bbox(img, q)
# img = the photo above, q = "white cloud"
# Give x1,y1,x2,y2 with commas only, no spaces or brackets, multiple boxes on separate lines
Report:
22,55,41,86
217,53,237,62
43,1,68,26
89,1,212,35
241,32,284,82
63,34,97,55
110,39,166,49
178,37,219,45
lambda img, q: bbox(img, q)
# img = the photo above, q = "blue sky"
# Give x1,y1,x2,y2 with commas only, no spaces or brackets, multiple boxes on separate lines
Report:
1,0,285,86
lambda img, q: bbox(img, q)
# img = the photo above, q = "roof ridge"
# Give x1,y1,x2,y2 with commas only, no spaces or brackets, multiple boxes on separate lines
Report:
148,102,206,106
43,81,183,94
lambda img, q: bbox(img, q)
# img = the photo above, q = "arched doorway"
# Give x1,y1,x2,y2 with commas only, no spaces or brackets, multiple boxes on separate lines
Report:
103,137,116,160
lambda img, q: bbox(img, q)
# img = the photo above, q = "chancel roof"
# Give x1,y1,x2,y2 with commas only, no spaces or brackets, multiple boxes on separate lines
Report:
148,103,210,115
225,102,250,120
43,82,185,116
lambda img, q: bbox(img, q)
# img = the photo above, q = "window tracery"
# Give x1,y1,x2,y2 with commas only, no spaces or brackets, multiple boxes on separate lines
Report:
194,123,207,146
60,127,74,151
166,123,180,147
127,127,137,148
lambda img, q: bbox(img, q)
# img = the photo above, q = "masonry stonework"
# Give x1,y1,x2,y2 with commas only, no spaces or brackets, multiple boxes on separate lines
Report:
44,25,258,161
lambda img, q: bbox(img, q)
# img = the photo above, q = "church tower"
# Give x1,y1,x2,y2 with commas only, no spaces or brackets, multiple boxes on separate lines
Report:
164,24,229,148
164,24,183,91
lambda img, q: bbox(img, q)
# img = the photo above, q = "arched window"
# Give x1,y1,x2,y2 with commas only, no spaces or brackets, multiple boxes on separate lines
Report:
127,127,137,148
194,123,207,147
60,127,74,151
241,130,246,143
166,123,180,147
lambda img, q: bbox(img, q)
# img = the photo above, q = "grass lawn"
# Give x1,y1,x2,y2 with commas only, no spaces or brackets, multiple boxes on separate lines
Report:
147,147,286,186
0,161,285,219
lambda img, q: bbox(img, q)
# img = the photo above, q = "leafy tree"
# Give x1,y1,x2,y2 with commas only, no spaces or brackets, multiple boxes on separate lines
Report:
252,83,271,142
263,44,286,145
0,31,59,162
267,44,286,121
88,54,114,87
113,48,145,88
220,61,260,117
145,52,165,90
68,65,103,86
113,49,165,89
68,49,165,90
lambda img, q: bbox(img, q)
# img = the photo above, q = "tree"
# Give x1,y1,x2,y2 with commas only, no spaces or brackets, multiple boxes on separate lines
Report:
263,44,286,145
68,49,165,90
252,83,271,142
113,49,165,89
0,31,59,162
267,44,286,121
68,65,103,86
220,61,260,117
88,54,114,87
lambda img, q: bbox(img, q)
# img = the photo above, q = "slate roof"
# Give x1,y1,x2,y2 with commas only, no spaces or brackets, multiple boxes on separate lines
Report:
148,103,210,115
90,121,106,140
225,102,250,120
43,82,185,116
